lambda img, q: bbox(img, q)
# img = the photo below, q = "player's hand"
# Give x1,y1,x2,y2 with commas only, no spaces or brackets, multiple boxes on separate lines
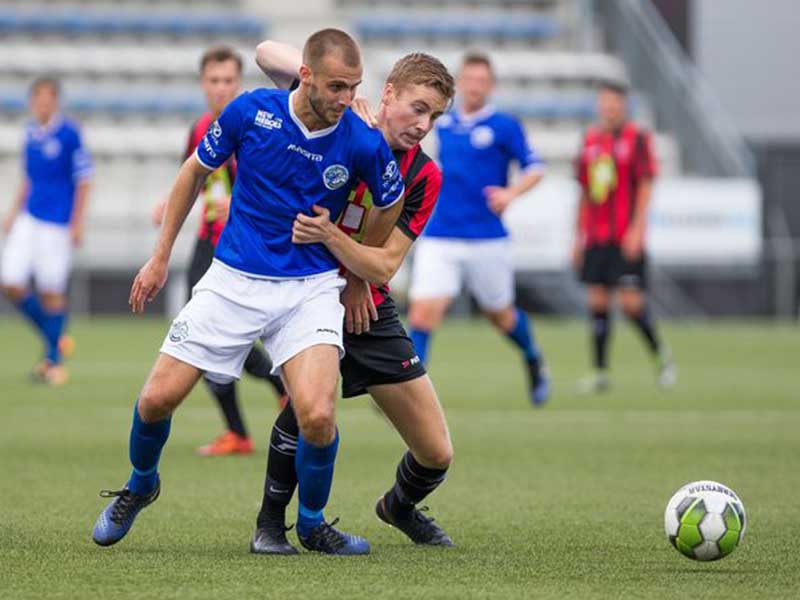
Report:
2,210,16,234
151,198,167,227
571,239,584,270
129,255,169,314
341,273,378,334
351,97,378,128
213,195,231,224
621,228,644,260
293,205,335,244
484,186,515,215
69,221,84,247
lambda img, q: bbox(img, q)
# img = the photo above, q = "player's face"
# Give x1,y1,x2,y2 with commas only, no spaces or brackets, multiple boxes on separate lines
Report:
597,89,627,131
381,83,449,151
201,59,241,117
457,63,494,113
304,53,363,127
29,85,59,124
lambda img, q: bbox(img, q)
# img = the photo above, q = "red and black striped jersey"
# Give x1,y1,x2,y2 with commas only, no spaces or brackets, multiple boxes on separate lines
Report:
184,112,237,246
337,143,441,306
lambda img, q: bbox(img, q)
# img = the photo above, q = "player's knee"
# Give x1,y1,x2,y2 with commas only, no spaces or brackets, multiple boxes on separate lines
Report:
408,302,441,331
40,293,65,313
2,284,26,302
484,306,514,332
138,383,180,421
294,401,336,445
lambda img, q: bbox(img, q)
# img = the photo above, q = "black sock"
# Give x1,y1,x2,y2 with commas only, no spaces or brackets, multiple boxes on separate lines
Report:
386,451,448,516
257,402,299,528
591,311,611,370
243,346,286,396
204,380,247,437
629,308,660,355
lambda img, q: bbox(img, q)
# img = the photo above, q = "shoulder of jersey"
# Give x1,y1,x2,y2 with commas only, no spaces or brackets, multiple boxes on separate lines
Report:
415,147,441,177
342,110,384,145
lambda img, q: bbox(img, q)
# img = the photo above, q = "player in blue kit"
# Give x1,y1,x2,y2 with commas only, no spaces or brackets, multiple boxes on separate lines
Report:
407,52,550,406
1,77,92,386
91,29,405,555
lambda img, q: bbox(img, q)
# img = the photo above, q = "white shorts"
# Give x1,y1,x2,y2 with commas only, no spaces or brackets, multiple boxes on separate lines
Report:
160,260,346,384
0,212,73,294
409,237,514,312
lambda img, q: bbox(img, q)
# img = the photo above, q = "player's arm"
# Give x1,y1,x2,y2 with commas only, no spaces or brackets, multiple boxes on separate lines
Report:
2,179,28,233
622,131,657,260
572,191,589,268
69,179,91,246
129,157,210,313
485,119,545,214
255,40,301,90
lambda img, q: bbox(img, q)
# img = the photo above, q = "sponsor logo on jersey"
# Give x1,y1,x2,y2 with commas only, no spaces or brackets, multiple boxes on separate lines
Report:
287,143,323,162
202,137,218,159
255,110,283,130
323,164,349,190
168,320,189,343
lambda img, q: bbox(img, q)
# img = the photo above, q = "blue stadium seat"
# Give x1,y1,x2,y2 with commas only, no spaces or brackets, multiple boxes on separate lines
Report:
355,15,558,42
0,10,264,37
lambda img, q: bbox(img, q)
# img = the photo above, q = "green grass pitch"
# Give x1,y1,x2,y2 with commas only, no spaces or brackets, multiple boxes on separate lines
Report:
1,316,798,599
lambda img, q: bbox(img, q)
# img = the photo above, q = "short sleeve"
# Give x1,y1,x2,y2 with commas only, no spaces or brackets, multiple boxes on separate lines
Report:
634,130,658,180
506,117,543,171
356,134,405,210
195,94,247,170
70,128,93,181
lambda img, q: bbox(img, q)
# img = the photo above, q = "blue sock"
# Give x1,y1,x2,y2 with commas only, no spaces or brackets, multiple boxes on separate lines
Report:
295,431,339,537
409,328,431,365
128,402,171,495
506,307,539,362
42,309,66,364
15,294,47,335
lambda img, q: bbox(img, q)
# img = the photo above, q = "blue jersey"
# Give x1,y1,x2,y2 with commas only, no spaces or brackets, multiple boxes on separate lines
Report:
195,89,404,278
424,105,543,239
23,115,93,225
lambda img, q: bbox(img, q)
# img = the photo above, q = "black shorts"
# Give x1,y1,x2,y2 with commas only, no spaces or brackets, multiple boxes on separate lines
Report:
341,296,427,398
580,244,647,289
186,237,216,301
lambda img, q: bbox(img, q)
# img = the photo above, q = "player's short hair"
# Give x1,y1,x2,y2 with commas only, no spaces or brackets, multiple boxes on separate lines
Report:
460,51,495,78
598,78,629,96
387,53,455,102
30,76,60,96
303,28,361,71
199,45,243,74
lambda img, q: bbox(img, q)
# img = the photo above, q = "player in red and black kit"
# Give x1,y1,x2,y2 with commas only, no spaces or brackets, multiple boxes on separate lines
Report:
249,45,456,554
572,80,676,394
152,46,286,456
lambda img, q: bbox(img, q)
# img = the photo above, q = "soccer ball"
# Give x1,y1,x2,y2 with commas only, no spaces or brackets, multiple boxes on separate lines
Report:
664,480,746,561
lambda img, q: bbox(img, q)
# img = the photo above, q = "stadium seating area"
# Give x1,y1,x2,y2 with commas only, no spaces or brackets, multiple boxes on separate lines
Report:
0,0,681,276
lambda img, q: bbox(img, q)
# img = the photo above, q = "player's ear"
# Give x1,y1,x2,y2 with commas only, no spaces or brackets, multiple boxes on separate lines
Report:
298,63,312,83
380,82,394,107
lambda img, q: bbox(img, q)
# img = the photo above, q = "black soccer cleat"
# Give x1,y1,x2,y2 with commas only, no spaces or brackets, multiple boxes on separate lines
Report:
297,518,370,555
250,521,299,555
375,495,453,547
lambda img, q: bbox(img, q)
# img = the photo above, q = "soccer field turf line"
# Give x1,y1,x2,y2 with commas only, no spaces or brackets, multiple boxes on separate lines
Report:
1,317,798,599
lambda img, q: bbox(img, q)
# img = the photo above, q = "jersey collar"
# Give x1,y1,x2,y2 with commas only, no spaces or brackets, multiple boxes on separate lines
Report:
28,113,63,139
456,103,496,125
288,90,341,140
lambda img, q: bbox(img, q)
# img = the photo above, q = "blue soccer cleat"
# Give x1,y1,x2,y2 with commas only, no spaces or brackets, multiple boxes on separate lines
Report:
92,480,160,547
527,359,551,407
297,518,370,555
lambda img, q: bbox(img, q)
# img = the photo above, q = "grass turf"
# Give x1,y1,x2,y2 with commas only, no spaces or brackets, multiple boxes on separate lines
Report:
1,316,798,599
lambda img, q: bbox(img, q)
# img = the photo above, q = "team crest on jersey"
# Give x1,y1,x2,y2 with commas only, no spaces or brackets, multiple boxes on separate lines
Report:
168,320,189,343
470,126,494,149
42,138,62,159
382,160,399,182
323,164,349,190
254,110,283,130
210,120,222,139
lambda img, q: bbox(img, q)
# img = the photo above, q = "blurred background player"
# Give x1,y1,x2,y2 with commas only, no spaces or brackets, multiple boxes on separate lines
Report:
1,77,92,385
572,80,676,394
407,52,550,407
152,46,288,456
251,43,455,554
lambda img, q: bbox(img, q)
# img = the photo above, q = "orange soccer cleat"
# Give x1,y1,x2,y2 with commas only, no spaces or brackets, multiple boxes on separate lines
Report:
196,431,255,457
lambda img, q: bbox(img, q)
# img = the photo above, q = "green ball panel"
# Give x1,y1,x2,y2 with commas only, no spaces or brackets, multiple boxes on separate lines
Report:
723,503,742,533
675,536,696,559
680,499,707,528
677,524,703,548
718,529,740,557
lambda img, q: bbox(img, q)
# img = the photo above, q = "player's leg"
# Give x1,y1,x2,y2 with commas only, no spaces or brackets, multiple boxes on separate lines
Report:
370,376,454,546
0,213,50,367
618,286,676,388
407,239,463,364
243,344,289,401
251,400,300,555
264,272,368,554
467,239,550,406
92,354,202,546
578,284,613,393
30,218,74,384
